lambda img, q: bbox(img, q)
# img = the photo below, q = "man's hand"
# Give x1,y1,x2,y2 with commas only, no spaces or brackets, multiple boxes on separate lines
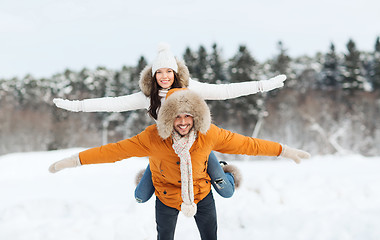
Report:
258,74,287,92
49,154,81,173
281,145,311,164
53,98,83,112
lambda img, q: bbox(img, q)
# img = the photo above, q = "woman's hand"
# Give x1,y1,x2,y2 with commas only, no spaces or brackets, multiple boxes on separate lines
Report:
53,98,83,112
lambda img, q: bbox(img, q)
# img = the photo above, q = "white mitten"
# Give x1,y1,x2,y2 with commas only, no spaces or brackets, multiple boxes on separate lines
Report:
280,145,311,164
258,74,287,92
53,98,83,112
49,154,81,173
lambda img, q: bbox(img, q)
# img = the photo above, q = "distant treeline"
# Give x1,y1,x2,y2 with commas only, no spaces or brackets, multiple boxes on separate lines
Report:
1,37,380,156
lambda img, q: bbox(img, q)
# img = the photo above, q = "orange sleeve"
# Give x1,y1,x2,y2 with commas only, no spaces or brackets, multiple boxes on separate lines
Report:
79,126,153,165
211,124,282,156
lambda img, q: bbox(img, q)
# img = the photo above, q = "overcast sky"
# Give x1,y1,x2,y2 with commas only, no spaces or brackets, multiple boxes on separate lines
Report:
1,0,379,79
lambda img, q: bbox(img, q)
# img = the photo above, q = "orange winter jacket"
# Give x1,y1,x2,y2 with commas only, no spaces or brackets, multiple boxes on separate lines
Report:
79,124,282,210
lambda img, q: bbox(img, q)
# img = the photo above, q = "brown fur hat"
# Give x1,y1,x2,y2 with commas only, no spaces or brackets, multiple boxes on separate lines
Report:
157,88,211,139
139,58,190,97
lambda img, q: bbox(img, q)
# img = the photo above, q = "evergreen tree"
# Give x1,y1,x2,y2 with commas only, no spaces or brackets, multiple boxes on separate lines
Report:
321,43,341,89
209,43,226,84
18,74,40,108
371,36,380,90
207,43,228,124
193,45,209,81
113,72,123,97
0,78,6,99
228,45,257,82
116,65,133,95
268,41,297,90
129,56,147,92
271,41,291,76
124,56,153,139
92,66,112,97
227,45,262,134
62,69,87,98
183,47,197,78
49,71,72,150
341,39,365,93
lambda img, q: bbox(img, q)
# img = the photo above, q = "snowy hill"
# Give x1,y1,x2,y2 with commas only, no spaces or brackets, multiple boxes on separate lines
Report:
0,149,379,240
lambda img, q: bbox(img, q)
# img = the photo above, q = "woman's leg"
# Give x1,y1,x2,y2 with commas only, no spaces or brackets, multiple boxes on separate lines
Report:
134,164,155,203
207,151,236,198
135,153,240,202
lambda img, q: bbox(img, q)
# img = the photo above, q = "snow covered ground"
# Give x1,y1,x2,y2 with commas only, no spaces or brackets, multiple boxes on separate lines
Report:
0,149,379,240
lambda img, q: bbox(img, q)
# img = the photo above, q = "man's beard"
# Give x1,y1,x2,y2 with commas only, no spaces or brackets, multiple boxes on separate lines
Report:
174,125,193,137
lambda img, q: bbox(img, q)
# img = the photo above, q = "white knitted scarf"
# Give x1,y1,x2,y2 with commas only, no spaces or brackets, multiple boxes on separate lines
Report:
172,128,197,217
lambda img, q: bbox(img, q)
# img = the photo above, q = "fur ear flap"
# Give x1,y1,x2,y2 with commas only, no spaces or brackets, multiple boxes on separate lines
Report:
175,58,190,88
139,65,153,96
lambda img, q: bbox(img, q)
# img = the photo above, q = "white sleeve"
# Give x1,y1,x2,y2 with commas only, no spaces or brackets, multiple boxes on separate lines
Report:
81,91,150,112
187,75,286,100
188,78,261,100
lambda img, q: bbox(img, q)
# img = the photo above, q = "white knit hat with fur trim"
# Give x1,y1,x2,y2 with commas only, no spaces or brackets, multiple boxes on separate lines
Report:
151,42,178,76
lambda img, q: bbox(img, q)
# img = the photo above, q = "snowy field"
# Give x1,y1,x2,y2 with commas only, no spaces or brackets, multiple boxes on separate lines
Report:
0,149,379,240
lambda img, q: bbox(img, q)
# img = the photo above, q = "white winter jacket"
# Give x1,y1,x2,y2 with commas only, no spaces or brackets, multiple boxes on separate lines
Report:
54,76,286,113
53,58,286,113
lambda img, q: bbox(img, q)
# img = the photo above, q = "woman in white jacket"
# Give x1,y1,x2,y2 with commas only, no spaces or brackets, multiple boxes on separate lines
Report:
53,43,287,202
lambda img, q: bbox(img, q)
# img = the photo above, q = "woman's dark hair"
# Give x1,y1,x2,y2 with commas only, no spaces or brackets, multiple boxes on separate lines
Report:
148,72,182,120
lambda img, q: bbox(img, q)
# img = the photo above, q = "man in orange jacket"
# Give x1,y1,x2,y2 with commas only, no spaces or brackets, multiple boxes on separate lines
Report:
49,88,310,240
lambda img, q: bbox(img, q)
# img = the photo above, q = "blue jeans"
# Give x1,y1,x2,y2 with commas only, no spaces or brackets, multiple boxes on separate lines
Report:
155,191,217,240
135,151,235,203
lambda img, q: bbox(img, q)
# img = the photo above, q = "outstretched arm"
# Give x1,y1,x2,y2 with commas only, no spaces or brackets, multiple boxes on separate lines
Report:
211,125,310,163
188,75,286,100
48,127,154,173
53,91,150,112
